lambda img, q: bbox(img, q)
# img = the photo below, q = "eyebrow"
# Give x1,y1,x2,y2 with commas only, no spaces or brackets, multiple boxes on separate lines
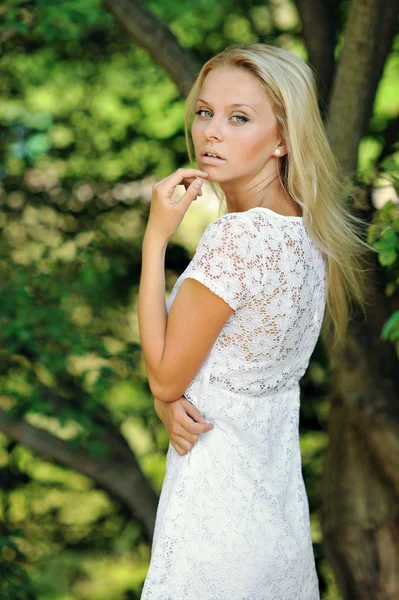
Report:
196,98,257,113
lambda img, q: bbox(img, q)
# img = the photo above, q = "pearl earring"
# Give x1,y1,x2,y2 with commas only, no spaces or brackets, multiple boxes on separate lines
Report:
274,148,281,156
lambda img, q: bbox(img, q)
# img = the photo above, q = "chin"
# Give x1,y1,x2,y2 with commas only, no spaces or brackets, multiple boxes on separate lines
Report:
204,173,217,182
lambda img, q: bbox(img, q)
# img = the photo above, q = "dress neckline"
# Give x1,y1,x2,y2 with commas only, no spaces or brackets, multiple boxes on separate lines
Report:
249,207,303,220
226,206,304,221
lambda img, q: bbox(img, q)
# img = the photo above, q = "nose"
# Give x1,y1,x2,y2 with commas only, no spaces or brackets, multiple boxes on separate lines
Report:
203,117,223,141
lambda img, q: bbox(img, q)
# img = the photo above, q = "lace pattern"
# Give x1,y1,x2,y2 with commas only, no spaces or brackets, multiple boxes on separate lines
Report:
141,209,326,599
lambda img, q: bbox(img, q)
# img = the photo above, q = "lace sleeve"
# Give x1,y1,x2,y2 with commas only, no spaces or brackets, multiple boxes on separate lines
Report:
184,214,265,310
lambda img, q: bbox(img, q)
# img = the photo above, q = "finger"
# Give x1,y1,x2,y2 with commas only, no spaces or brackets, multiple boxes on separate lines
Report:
174,422,200,443
180,414,214,435
182,400,208,423
192,186,202,200
159,169,208,198
173,442,185,455
179,400,200,420
178,179,204,211
175,435,194,453
182,175,207,189
181,177,205,200
192,187,202,198
181,400,214,431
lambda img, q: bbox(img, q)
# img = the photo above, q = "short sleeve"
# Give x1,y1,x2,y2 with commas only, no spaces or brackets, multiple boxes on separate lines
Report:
183,214,265,310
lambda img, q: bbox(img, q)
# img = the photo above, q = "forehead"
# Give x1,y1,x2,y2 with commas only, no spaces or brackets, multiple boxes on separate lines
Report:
200,67,267,102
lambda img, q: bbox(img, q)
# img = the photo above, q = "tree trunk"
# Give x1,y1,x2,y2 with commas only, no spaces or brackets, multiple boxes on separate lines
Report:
322,387,399,599
320,0,399,595
321,274,399,598
294,0,336,118
326,0,399,177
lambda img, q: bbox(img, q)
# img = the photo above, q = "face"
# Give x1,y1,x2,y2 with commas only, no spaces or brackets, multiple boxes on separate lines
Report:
191,66,285,184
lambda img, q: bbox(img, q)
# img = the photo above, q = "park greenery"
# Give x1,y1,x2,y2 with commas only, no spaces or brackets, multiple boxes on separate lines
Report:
0,0,398,599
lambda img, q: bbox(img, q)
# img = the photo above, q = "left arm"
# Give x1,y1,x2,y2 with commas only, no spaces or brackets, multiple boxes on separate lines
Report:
137,228,169,394
137,228,234,402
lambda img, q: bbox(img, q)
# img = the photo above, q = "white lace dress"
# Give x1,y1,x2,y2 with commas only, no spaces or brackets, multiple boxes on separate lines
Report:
141,207,327,600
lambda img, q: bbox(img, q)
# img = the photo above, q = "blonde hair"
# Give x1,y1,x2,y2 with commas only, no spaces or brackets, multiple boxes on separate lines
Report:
184,43,377,349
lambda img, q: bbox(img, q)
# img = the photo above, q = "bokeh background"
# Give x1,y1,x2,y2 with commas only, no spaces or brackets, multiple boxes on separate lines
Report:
0,1,398,599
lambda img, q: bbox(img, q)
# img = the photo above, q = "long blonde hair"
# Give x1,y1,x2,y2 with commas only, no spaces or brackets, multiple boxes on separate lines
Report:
184,43,377,349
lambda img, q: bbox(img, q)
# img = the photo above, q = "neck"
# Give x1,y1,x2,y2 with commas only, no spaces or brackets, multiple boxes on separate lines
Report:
222,173,283,213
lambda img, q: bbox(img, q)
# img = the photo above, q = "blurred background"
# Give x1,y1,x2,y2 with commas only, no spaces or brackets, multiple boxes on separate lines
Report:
0,1,398,599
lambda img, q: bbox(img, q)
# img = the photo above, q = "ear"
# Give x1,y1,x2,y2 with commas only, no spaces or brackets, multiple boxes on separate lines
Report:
275,142,288,158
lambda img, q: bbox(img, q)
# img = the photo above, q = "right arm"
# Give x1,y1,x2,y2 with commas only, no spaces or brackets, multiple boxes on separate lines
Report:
154,396,214,455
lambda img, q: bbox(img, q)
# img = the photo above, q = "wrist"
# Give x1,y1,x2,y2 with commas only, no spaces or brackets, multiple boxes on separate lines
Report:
144,226,169,249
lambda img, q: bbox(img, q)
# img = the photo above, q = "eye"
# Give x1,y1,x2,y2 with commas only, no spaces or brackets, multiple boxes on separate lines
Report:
195,109,212,118
194,109,249,124
232,115,249,124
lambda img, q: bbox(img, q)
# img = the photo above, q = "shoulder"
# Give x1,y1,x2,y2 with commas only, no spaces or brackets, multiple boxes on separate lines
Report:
204,212,260,240
196,213,266,268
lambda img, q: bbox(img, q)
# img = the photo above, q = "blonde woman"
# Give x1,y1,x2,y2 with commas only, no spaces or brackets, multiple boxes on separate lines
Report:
138,43,371,599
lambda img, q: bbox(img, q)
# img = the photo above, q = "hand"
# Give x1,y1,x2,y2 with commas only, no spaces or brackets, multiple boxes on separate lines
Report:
154,395,214,456
148,168,209,241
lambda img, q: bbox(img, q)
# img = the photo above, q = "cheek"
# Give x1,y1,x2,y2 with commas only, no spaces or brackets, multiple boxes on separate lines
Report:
243,127,274,154
235,131,266,158
191,120,201,137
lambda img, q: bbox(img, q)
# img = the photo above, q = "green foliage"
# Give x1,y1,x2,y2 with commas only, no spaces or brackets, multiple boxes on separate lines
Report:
0,526,38,599
0,46,184,181
0,0,113,40
0,201,145,436
368,198,399,345
0,0,397,598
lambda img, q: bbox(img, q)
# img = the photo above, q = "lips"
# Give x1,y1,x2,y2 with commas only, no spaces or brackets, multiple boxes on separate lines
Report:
201,150,225,160
199,154,225,164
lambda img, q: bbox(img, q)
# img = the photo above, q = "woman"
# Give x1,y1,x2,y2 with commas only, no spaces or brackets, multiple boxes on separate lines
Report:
138,43,372,599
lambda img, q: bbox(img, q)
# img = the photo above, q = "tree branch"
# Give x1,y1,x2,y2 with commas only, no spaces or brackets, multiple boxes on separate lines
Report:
294,0,336,119
102,0,201,96
43,387,142,464
0,408,159,541
326,0,399,176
